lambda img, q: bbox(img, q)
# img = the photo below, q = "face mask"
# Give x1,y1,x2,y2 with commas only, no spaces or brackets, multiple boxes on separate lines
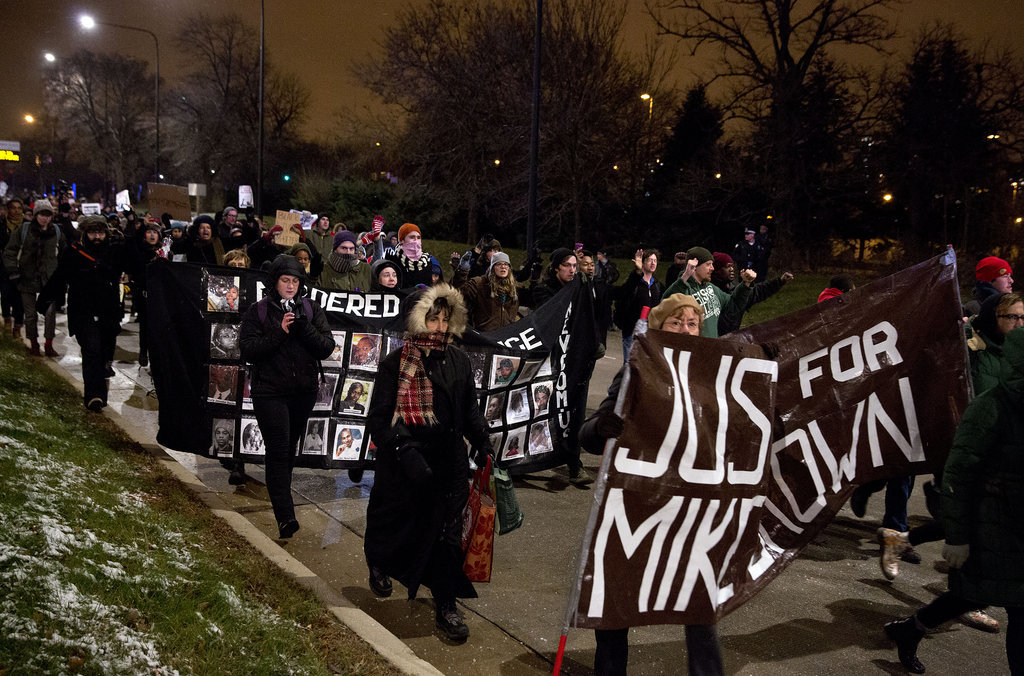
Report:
401,240,422,260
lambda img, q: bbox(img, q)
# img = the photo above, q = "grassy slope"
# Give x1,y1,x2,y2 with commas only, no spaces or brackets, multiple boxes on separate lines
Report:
0,338,398,675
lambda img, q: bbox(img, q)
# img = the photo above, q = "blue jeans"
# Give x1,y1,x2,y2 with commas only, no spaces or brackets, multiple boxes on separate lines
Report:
853,475,915,531
621,333,633,363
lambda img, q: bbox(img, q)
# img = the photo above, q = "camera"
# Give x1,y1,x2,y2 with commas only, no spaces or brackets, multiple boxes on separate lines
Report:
281,298,303,320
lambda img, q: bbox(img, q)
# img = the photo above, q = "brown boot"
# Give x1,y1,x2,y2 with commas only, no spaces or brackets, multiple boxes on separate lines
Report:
13,324,23,340
44,339,58,358
2,318,11,332
28,340,41,356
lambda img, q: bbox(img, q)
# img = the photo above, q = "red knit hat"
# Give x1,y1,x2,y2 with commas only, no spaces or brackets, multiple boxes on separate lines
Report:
398,223,420,241
975,256,1012,283
712,251,734,268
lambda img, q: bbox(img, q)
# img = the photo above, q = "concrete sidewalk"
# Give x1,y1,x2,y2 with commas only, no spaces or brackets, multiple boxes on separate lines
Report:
30,313,1011,675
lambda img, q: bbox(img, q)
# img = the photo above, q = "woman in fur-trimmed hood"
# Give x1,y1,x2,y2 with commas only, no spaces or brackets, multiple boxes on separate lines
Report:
363,283,491,643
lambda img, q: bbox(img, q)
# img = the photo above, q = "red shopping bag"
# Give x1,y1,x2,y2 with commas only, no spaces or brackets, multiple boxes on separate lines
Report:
462,456,496,582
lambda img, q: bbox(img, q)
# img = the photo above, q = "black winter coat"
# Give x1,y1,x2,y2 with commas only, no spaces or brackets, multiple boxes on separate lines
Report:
614,271,662,336
364,344,491,599
39,240,124,337
239,294,335,397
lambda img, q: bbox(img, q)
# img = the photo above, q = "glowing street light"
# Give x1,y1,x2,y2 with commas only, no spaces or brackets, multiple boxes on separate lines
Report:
640,92,652,120
883,193,893,202
43,52,56,63
79,13,161,177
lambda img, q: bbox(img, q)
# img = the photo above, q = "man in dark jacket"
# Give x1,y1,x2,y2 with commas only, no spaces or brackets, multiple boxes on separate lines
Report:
38,216,125,410
709,251,793,335
529,247,577,309
614,248,663,361
3,198,65,356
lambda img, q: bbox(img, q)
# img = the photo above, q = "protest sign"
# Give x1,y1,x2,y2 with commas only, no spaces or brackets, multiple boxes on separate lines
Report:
79,203,102,216
147,183,191,221
115,189,131,210
569,250,968,629
238,186,253,209
146,262,597,475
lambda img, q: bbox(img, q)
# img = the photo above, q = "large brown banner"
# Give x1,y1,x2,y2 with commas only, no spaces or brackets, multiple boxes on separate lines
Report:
571,250,969,629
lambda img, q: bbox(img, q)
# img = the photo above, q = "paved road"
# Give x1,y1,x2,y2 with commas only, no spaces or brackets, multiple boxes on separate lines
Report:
39,314,1011,675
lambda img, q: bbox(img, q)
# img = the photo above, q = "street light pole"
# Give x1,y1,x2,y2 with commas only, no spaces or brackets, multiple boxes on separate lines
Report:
80,15,160,179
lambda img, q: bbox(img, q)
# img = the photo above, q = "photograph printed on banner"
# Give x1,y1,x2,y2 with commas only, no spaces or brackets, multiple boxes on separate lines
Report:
529,420,554,456
333,425,364,461
488,432,504,458
302,418,329,455
207,364,239,404
209,322,241,360
337,377,373,416
387,335,405,356
241,371,252,410
314,372,339,411
532,381,553,416
323,330,347,366
468,351,488,388
518,359,544,382
206,275,241,313
239,417,265,455
506,387,530,424
536,356,552,377
490,355,521,387
349,333,381,370
209,419,236,457
483,392,506,428
501,425,527,462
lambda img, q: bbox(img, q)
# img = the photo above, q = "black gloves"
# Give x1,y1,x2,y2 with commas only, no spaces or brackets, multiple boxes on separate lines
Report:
397,441,433,486
471,445,493,468
594,408,625,440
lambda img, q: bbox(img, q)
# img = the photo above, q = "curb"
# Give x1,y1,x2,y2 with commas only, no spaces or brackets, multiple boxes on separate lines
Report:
41,355,443,676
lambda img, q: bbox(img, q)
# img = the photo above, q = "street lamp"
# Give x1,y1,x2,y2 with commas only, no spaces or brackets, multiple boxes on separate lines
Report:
24,114,35,124
43,52,56,63
640,92,652,120
79,13,161,178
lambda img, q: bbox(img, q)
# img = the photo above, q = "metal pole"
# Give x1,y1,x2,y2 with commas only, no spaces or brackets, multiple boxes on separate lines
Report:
92,22,160,179
257,0,265,221
526,0,542,256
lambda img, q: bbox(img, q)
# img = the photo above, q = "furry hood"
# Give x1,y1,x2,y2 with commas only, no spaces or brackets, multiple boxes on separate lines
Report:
404,283,468,338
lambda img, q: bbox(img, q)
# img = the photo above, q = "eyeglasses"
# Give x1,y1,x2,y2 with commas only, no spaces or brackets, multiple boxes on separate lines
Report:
998,314,1024,322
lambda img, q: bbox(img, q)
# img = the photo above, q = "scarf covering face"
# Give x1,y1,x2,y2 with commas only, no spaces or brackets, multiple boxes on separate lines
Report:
329,251,359,273
401,239,423,261
397,247,431,273
393,331,451,426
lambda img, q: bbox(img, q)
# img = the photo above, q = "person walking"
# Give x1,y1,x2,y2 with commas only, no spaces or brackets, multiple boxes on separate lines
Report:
239,255,335,539
3,198,65,356
884,328,1024,675
1,197,27,338
363,284,493,642
37,216,124,411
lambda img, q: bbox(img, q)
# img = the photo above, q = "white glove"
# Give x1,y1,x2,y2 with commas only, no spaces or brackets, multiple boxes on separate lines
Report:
942,543,970,568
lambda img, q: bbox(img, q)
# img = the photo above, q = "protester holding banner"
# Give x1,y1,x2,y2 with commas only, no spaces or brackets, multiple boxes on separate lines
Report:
239,255,335,539
37,216,125,411
363,284,493,643
529,247,577,309
884,328,1024,675
661,246,753,338
385,223,433,288
580,293,724,676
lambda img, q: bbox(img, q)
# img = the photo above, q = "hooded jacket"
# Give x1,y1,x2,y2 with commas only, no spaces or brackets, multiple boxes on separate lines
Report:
3,217,66,292
943,327,1024,607
239,255,335,397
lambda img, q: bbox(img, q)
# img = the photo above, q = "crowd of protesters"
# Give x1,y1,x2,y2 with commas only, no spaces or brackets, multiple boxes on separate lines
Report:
2,190,1021,671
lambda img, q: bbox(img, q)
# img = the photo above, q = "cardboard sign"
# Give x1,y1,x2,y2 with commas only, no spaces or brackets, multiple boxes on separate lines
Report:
147,183,191,221
115,189,131,210
238,186,254,209
80,203,102,216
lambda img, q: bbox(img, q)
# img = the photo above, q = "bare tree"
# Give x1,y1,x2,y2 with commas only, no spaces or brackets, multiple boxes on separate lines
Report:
44,50,153,190
647,0,899,257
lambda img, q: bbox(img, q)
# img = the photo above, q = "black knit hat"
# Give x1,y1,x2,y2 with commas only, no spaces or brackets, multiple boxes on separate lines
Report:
685,246,713,266
267,254,307,284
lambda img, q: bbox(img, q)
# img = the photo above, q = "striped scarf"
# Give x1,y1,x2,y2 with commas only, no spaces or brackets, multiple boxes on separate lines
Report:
393,331,450,426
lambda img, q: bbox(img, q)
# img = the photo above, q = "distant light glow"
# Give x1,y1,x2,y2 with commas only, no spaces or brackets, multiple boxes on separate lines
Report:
24,114,34,123
79,15,96,30
883,193,893,202
44,52,56,63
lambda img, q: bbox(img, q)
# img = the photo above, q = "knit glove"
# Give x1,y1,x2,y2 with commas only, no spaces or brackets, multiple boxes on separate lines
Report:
942,543,969,568
458,251,474,271
398,441,433,486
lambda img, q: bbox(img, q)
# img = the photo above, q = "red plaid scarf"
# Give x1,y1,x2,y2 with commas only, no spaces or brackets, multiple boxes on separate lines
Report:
393,331,451,426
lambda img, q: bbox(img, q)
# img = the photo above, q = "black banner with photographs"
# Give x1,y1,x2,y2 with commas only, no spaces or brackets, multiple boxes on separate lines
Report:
147,261,598,474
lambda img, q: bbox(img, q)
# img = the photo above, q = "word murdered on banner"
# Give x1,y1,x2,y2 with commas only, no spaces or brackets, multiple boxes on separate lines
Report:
579,333,777,628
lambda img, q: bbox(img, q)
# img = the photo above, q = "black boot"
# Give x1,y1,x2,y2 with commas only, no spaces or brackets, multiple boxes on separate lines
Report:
348,468,364,483
368,566,392,598
884,616,926,673
435,598,469,642
277,519,300,539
